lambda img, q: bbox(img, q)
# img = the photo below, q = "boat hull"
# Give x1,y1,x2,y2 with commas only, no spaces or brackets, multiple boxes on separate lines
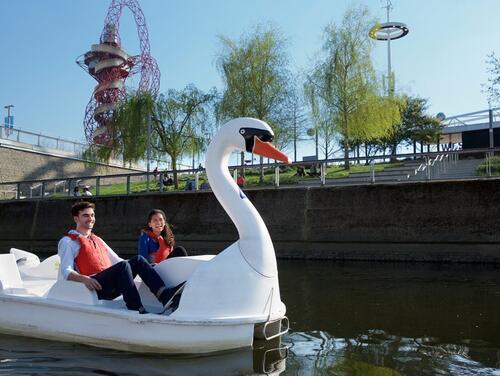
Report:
0,294,257,354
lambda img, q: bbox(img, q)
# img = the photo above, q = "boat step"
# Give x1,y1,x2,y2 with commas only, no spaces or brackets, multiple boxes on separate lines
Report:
254,316,289,340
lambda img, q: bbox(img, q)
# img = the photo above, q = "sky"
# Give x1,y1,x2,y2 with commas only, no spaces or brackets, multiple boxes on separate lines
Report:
1,0,499,156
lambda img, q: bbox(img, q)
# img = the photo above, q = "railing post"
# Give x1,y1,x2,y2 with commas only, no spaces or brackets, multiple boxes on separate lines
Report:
425,156,431,180
159,173,164,192
16,183,20,199
370,160,375,183
146,172,150,193
41,182,45,198
96,176,100,196
487,152,492,177
37,134,41,146
275,166,280,187
195,171,199,191
320,162,326,186
67,179,72,197
16,130,20,142
126,175,131,195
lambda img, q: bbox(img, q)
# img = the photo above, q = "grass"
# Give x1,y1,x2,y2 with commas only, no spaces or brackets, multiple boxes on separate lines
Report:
46,161,404,197
476,156,500,176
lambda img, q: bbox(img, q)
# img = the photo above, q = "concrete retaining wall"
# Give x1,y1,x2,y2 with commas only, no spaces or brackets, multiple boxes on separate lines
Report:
1,179,500,262
0,145,141,183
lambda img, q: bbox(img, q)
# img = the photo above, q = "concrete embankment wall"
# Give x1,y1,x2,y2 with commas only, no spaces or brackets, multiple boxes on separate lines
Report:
1,179,500,263
0,144,141,183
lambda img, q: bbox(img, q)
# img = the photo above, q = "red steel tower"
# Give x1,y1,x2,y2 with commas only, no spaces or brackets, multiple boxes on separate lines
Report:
77,0,160,144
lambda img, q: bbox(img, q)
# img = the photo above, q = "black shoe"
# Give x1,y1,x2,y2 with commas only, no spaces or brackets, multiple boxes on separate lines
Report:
138,306,148,314
159,281,186,314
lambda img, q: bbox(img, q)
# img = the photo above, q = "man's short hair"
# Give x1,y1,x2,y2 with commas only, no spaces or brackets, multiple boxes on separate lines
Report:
71,201,95,217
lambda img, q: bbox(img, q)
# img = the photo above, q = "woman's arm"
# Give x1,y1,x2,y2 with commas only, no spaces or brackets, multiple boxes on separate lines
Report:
138,232,154,263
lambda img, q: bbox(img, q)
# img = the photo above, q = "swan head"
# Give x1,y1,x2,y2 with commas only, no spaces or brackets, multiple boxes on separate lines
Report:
220,117,291,163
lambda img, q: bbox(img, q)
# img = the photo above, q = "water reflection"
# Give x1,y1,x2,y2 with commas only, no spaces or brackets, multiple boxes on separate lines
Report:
0,334,288,375
284,330,500,375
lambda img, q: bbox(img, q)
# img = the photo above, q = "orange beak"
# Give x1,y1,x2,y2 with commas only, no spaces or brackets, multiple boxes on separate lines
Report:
252,137,291,163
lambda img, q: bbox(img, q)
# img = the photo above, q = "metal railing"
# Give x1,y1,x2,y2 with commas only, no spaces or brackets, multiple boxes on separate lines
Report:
0,124,87,155
1,148,499,201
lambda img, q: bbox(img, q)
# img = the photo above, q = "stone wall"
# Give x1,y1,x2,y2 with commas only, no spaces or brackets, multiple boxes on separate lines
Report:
1,179,500,262
0,145,141,183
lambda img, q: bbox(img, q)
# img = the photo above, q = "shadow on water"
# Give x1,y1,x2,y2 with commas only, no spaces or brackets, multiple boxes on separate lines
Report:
1,260,500,375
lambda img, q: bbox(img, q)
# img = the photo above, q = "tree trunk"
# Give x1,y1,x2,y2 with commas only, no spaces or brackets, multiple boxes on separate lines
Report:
343,140,350,171
390,142,397,162
172,159,179,189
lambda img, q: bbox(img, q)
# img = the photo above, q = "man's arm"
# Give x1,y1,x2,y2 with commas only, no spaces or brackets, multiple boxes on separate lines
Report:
67,271,102,291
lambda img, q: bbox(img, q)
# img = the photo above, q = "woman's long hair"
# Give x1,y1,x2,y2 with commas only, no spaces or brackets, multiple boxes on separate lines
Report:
143,209,175,248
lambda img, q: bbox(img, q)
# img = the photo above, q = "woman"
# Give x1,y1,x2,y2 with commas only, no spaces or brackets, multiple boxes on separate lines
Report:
138,209,188,264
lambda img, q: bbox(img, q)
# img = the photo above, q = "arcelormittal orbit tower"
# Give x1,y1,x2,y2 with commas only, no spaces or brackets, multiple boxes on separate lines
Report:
76,0,160,144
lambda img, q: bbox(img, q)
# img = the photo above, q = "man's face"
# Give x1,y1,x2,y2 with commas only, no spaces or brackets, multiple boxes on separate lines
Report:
74,207,95,231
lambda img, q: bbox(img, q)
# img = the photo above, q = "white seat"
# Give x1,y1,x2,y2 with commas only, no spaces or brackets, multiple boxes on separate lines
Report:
0,254,23,292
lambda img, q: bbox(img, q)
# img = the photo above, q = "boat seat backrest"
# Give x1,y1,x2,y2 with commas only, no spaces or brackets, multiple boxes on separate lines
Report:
0,254,23,291
46,280,98,305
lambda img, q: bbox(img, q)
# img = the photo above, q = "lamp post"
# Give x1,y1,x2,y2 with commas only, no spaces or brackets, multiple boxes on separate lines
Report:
368,0,409,96
4,104,14,126
307,127,318,159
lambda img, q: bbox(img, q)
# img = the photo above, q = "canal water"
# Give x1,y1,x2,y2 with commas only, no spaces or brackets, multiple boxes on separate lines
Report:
0,260,499,375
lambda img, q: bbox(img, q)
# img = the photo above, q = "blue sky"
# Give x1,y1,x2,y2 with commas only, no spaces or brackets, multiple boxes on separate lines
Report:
1,0,498,148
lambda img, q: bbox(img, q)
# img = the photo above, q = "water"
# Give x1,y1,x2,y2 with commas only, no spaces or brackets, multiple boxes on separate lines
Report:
1,260,499,375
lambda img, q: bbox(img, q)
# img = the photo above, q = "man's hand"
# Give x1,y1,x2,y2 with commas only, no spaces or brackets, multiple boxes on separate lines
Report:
82,276,102,291
68,272,102,291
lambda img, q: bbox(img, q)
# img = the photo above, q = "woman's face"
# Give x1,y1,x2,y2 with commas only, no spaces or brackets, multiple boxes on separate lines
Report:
148,213,166,234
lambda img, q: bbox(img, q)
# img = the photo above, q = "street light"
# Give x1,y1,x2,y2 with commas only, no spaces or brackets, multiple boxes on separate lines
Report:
4,104,14,126
307,127,318,159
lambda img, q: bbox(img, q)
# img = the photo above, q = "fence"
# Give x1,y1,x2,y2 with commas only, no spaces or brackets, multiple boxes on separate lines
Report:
0,148,499,201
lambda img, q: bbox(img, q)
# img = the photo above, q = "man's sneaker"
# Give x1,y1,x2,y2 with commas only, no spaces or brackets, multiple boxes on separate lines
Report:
138,306,148,314
159,281,187,314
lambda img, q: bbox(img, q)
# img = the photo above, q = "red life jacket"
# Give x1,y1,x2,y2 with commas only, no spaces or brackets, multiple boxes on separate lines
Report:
145,230,172,263
69,232,112,276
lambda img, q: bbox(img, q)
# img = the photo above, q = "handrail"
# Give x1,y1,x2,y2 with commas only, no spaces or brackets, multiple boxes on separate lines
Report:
1,148,500,201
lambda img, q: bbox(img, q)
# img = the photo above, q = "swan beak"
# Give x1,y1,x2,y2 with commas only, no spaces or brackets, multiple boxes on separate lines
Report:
253,137,291,163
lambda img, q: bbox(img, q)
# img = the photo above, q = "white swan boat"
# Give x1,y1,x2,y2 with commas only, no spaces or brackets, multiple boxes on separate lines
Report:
0,118,290,354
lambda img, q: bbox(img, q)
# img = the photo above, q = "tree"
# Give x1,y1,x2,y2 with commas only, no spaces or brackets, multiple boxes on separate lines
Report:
306,6,400,169
216,25,293,180
403,97,443,153
83,90,156,166
152,85,216,188
485,52,500,105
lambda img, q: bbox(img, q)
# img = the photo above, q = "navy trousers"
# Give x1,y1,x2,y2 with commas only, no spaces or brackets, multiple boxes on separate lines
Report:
92,255,166,311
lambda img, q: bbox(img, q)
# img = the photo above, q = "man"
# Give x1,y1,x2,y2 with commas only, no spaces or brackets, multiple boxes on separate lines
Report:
58,201,185,314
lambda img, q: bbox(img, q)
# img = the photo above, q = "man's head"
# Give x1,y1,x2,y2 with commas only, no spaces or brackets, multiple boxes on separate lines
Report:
71,201,96,233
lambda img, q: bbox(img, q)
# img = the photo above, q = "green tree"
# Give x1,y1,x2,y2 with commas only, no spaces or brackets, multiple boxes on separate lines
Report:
399,96,442,154
152,85,216,188
216,25,293,180
306,5,399,169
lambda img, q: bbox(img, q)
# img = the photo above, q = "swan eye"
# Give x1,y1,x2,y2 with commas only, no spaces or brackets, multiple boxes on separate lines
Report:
239,129,245,135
